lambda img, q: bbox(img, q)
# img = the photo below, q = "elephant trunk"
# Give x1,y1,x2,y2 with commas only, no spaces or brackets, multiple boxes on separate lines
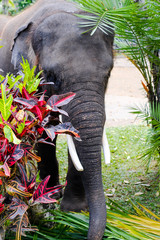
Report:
64,91,106,240
75,124,106,240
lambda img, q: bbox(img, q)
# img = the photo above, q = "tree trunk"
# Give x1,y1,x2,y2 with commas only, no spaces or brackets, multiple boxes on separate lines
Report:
151,50,160,103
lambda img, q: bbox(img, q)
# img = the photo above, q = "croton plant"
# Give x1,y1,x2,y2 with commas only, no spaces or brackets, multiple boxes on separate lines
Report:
0,59,79,239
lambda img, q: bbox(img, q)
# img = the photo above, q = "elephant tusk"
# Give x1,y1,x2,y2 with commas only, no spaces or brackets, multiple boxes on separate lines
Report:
60,115,83,171
102,129,111,164
59,115,62,122
67,135,84,171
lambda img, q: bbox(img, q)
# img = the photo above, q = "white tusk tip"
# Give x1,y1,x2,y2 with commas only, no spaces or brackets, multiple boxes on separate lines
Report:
67,135,84,171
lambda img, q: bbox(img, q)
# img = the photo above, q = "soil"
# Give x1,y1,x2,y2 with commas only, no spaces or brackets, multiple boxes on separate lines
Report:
105,55,147,127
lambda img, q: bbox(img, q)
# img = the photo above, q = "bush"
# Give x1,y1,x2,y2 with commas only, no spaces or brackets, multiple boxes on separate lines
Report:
0,59,79,240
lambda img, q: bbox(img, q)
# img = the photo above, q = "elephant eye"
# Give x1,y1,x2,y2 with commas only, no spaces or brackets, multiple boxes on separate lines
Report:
47,71,56,82
43,70,61,91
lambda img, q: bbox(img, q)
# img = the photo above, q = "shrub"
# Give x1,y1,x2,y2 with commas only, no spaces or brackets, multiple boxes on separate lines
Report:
0,59,79,240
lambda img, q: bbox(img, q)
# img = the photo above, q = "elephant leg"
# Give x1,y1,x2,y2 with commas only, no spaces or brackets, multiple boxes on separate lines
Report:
37,137,60,187
60,153,88,212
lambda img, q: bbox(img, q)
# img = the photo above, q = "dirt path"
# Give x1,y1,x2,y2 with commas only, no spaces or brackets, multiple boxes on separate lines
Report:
105,56,147,127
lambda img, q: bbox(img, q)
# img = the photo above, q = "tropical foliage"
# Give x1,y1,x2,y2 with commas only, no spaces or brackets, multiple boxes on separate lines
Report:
0,60,79,240
73,0,160,168
131,102,160,173
0,0,35,14
14,200,160,240
11,0,35,12
74,0,160,101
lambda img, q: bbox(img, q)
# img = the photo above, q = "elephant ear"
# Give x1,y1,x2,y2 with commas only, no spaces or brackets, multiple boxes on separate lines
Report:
11,22,36,70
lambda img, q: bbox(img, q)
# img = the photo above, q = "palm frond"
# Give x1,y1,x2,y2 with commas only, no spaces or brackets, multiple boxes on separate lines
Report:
74,0,139,35
74,0,160,102
130,103,150,123
21,201,160,240
131,102,160,169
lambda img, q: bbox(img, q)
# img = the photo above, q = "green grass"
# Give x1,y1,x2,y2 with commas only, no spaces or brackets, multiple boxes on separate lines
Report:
57,125,160,215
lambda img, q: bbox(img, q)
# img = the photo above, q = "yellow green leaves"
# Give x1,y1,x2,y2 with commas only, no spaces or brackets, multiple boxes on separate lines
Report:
0,84,13,121
6,74,22,90
3,125,21,144
0,58,74,240
19,58,42,94
108,211,160,240
46,205,160,240
0,84,21,144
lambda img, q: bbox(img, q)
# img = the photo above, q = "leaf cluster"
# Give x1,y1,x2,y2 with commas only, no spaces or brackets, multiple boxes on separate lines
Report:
74,0,160,173
0,0,35,15
74,0,160,102
23,200,160,240
131,102,160,170
74,0,139,35
0,59,79,240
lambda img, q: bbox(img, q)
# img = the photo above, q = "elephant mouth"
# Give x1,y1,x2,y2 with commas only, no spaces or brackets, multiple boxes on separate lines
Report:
67,127,111,171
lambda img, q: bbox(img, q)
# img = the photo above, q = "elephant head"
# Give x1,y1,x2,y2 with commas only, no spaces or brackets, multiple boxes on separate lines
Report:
11,9,114,240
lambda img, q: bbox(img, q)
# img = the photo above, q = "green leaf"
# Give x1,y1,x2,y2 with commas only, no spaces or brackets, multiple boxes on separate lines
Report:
3,125,21,144
28,205,160,240
8,0,15,8
16,118,26,134
7,74,22,89
0,84,13,121
20,58,42,94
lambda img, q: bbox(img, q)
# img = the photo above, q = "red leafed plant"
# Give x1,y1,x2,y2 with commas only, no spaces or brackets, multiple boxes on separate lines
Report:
0,59,80,240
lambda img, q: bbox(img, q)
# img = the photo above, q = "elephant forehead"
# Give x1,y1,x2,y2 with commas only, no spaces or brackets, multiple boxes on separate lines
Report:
32,13,113,76
34,13,80,35
37,31,112,69
40,46,112,79
33,12,111,47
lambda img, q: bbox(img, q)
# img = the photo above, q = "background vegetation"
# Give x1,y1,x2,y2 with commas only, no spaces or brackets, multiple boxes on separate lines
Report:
73,0,160,200
57,125,159,216
0,0,35,14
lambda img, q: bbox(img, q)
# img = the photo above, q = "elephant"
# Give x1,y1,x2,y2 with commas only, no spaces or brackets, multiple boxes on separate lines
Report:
0,15,11,36
0,1,114,239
